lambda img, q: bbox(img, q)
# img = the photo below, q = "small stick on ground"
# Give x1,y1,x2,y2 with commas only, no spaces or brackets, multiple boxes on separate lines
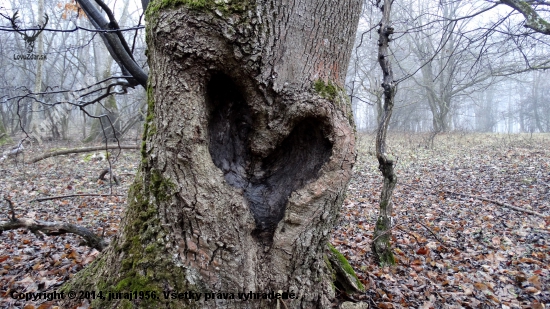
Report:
4,196,16,221
372,221,406,243
401,183,546,218
413,218,448,247
395,225,421,245
32,193,124,202
443,190,545,218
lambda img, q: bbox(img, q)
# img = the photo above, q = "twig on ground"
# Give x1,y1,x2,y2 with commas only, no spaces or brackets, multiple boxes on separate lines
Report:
32,193,124,202
28,144,139,163
401,183,546,218
0,218,107,251
413,218,448,247
442,189,545,218
395,225,421,245
372,221,406,243
4,196,16,221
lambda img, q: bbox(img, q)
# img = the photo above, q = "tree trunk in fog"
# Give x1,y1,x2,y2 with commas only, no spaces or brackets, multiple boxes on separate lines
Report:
64,1,360,308
100,95,122,142
84,38,122,143
29,0,45,140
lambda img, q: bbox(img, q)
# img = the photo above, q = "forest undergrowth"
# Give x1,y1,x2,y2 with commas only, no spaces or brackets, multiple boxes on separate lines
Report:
332,133,549,309
0,133,548,309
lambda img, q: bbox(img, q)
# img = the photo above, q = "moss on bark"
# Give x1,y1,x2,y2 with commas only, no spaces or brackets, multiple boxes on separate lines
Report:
372,215,396,266
61,172,198,309
313,79,339,101
146,0,249,20
326,243,364,293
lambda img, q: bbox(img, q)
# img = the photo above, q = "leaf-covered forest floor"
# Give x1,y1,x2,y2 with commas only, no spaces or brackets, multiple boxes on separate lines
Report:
0,140,137,309
0,133,548,309
332,133,549,309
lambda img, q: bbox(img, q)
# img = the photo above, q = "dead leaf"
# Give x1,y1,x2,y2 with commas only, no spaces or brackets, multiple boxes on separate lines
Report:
528,275,542,289
378,302,394,309
531,300,545,309
416,247,429,255
523,286,540,294
474,282,488,291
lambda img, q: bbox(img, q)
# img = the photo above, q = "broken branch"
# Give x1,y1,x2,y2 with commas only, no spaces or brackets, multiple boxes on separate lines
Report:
28,144,139,163
401,183,546,218
32,193,124,202
442,190,545,218
0,218,107,251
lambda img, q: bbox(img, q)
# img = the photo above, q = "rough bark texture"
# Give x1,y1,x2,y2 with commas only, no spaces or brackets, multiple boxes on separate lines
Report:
63,1,360,308
501,0,550,35
372,0,396,266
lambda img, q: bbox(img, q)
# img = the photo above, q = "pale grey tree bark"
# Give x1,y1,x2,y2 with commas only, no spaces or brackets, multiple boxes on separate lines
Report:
63,1,361,308
500,0,550,35
29,0,46,142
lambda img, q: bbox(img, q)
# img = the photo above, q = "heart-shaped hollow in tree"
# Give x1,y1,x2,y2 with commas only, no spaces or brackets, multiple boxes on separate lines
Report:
207,73,333,245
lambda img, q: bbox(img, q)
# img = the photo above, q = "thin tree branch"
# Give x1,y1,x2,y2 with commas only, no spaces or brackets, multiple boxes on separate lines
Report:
3,196,16,221
75,0,148,87
412,218,448,247
32,194,124,202
500,0,550,35
28,144,139,163
443,189,546,217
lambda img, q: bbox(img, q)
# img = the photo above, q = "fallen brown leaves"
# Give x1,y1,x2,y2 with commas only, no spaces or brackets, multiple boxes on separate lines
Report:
332,133,549,308
0,141,138,309
1,134,548,309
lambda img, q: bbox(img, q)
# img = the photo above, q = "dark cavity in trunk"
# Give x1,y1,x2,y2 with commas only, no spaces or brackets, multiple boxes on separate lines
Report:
207,73,333,245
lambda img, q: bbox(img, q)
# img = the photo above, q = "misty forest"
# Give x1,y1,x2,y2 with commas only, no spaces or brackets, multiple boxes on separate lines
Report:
0,0,548,308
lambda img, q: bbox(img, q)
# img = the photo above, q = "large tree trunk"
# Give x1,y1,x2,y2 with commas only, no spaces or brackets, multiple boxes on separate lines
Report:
63,1,360,308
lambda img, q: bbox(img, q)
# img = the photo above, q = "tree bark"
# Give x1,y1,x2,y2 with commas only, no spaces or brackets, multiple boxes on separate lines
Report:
500,0,550,35
63,1,361,308
29,0,45,141
372,0,397,266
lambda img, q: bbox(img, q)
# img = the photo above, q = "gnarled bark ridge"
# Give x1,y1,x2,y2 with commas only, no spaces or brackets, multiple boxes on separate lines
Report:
63,1,360,308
